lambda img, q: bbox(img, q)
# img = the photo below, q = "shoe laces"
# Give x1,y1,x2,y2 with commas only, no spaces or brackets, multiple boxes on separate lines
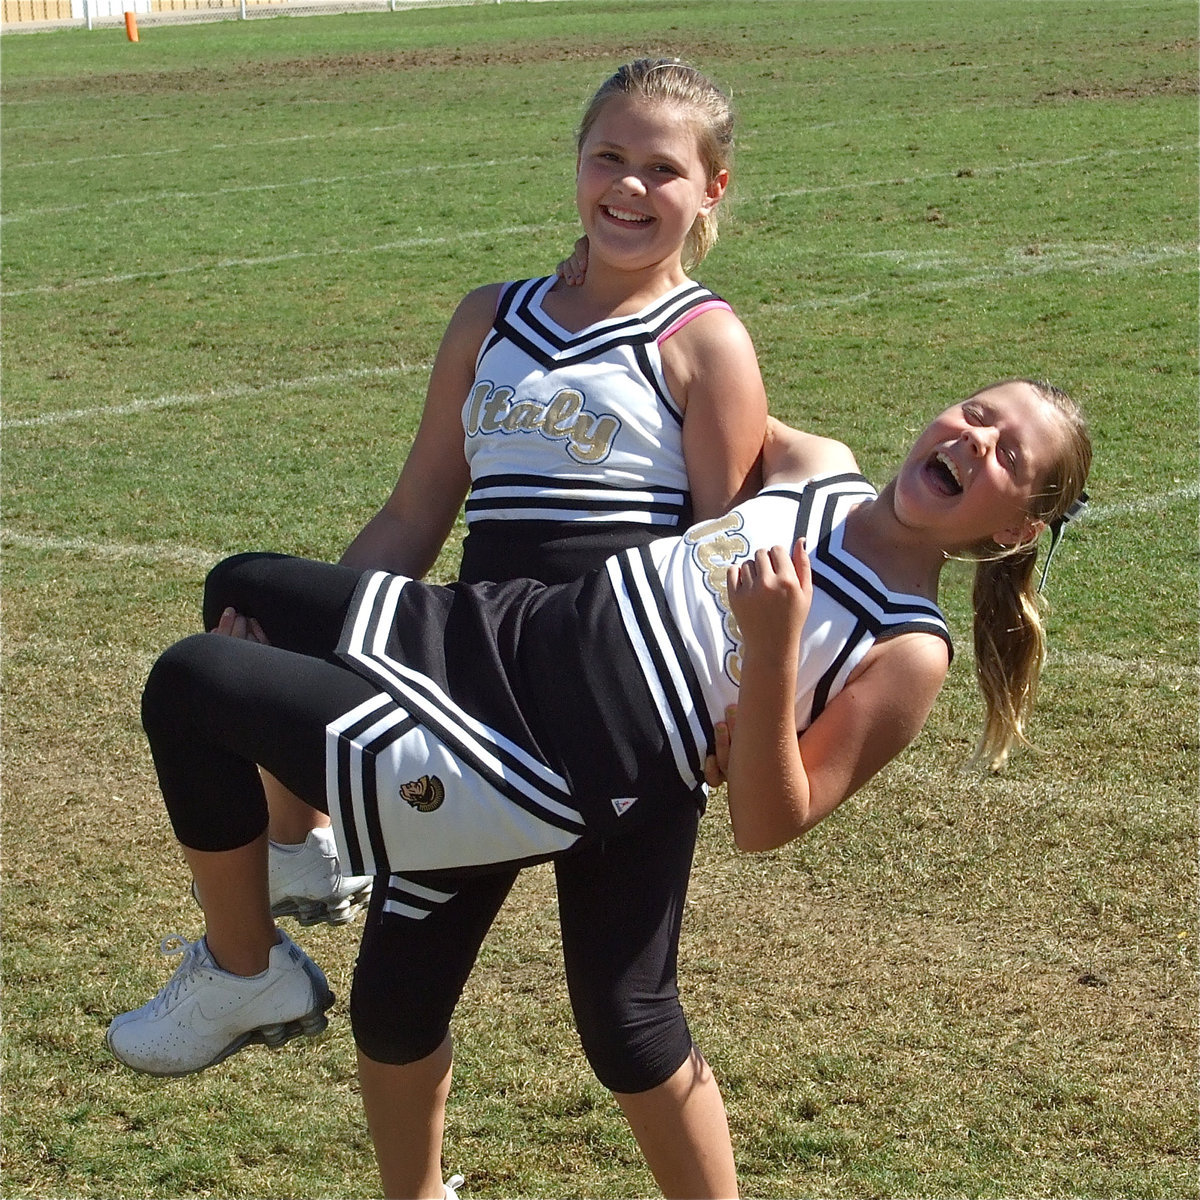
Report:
146,933,206,1014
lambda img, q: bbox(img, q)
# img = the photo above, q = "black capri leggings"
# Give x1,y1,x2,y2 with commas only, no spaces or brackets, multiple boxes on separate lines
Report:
142,553,376,851
146,551,699,1093
351,797,700,1091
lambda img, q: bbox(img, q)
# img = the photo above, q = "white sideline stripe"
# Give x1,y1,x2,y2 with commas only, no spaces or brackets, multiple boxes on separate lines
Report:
1,364,428,430
850,241,1192,267
1,529,218,569
766,143,1185,201
2,483,1192,577
20,629,1175,693
8,121,422,170
770,244,1193,312
11,117,534,170
7,606,1191,691
4,139,1181,224
1049,650,1198,686
1,156,545,222
3,538,1191,688
2,143,1183,291
1075,482,1199,522
0,221,571,297
5,228,1188,303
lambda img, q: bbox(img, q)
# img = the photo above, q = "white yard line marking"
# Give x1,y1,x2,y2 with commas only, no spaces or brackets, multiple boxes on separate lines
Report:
5,229,1189,302
7,122,418,170
3,141,1186,294
1,365,428,430
3,485,1193,567
3,135,1182,219
763,143,1186,203
3,480,1193,688
3,537,1192,687
1,156,544,222
1,529,218,569
6,113,533,170
0,221,572,297
1075,482,1199,522
766,243,1193,313
1049,650,1198,686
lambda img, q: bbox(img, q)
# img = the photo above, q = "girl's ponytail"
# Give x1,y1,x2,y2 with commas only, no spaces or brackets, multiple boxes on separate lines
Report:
970,545,1045,768
966,379,1092,769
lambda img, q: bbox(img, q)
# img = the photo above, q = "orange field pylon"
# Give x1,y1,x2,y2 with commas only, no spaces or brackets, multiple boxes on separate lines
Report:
124,9,139,40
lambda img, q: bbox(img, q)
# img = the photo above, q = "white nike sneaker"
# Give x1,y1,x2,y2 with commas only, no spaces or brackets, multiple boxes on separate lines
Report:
107,930,334,1077
268,827,372,926
444,1175,465,1199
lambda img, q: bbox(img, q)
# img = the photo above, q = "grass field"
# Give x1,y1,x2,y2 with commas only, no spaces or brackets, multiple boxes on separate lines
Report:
2,1,1197,1197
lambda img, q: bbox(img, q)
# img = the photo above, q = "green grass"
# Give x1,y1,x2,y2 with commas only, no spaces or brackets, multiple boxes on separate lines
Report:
2,1,1197,1196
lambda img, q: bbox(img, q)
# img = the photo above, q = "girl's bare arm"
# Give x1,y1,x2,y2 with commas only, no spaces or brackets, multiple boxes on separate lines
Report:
722,544,949,851
339,285,498,576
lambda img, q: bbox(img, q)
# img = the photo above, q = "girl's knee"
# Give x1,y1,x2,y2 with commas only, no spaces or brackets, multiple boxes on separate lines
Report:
349,978,450,1066
202,551,281,631
575,1000,693,1094
141,635,212,733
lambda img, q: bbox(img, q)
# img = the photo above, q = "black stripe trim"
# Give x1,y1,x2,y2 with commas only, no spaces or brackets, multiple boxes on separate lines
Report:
632,339,682,426
810,619,866,723
374,675,584,833
339,577,585,835
495,277,718,370
465,495,685,516
785,476,948,627
333,700,414,875
384,877,454,915
470,473,687,498
618,549,712,778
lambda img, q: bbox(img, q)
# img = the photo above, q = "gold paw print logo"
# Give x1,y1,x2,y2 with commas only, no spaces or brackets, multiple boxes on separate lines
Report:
399,775,446,812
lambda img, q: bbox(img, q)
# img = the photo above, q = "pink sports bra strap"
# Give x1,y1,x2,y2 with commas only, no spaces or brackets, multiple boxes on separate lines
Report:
656,299,733,345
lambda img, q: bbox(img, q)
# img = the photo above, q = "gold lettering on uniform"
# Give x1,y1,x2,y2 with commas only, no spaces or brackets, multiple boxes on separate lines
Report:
480,388,515,433
685,513,749,685
503,401,546,432
464,381,491,437
464,383,622,464
568,412,622,463
543,390,583,437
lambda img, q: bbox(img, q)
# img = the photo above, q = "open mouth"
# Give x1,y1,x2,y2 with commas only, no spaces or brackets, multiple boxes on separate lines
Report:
926,451,963,496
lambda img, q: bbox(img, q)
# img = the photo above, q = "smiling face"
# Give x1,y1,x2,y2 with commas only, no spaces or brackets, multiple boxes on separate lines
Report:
575,94,726,274
892,380,1070,550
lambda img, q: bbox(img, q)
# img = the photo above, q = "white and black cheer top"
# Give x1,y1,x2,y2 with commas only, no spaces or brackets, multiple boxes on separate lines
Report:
462,275,731,534
327,474,952,878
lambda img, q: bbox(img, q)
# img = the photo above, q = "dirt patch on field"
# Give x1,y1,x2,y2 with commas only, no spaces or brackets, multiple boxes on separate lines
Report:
13,31,1198,102
269,37,729,75
9,35,748,99
1039,73,1198,102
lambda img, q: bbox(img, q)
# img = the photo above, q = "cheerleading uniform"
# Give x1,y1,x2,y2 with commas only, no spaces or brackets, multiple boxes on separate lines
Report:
325,476,952,877
350,272,736,1083
148,473,949,1087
